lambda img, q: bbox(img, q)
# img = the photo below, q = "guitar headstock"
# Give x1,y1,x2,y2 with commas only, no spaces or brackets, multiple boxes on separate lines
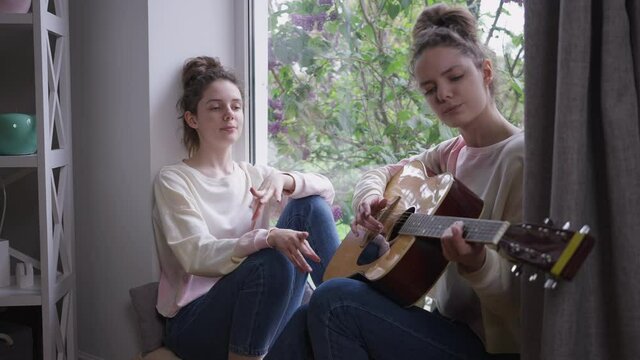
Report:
499,220,595,289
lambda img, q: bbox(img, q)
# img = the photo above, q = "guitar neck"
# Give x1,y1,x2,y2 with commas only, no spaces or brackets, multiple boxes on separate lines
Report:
399,213,510,245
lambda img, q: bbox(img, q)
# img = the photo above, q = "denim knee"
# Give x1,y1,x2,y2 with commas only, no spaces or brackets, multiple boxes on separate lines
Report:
257,248,295,272
247,249,296,288
308,278,364,314
278,195,332,231
287,195,330,213
290,194,324,206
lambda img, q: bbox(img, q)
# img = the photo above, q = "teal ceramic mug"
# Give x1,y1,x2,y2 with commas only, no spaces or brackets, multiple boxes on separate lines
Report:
0,113,37,155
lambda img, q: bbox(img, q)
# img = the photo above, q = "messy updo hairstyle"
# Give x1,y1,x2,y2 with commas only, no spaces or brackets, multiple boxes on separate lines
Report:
410,4,496,95
177,56,244,156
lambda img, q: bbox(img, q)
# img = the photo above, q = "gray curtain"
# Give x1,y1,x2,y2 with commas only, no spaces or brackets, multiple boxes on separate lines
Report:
522,0,640,359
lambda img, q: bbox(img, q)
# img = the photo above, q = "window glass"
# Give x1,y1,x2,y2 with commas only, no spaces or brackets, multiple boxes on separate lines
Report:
267,0,524,237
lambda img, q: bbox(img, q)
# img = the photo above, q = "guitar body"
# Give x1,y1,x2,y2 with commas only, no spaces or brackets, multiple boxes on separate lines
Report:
324,160,483,307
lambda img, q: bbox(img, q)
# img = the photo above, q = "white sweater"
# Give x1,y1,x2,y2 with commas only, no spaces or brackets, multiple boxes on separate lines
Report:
153,161,334,317
352,131,524,353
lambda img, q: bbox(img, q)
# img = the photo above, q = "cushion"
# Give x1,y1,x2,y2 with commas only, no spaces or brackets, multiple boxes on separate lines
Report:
129,282,165,355
135,347,182,360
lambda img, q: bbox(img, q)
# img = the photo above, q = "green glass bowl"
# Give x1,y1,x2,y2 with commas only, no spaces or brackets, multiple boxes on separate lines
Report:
0,113,37,155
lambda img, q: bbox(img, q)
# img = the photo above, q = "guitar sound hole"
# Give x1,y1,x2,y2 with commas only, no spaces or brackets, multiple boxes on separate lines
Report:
388,207,415,242
356,241,384,265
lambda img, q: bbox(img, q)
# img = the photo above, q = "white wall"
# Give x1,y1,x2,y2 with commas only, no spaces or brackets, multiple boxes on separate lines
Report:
148,0,241,196
70,0,241,358
70,0,152,358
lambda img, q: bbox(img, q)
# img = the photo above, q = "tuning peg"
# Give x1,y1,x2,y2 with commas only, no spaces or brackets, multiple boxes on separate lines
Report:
528,273,538,282
543,217,554,226
562,221,571,230
544,278,558,290
508,242,521,255
579,225,590,234
511,264,522,277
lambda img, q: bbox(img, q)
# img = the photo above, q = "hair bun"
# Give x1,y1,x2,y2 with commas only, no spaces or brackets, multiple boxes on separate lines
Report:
412,4,478,43
181,56,224,89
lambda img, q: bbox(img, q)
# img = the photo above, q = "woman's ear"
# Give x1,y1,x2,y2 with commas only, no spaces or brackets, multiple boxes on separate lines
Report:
482,59,494,86
185,111,198,129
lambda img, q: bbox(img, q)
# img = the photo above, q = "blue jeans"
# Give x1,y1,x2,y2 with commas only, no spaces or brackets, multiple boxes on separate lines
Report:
267,278,520,360
164,196,340,359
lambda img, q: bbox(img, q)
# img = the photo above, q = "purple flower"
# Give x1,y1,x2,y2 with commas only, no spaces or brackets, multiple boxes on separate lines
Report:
291,14,315,32
291,13,329,32
317,14,328,25
314,14,327,31
318,0,333,5
331,205,343,221
269,98,284,111
268,119,288,136
268,121,282,136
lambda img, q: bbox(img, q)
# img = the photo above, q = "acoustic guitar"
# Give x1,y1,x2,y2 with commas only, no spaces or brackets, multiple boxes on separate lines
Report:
323,160,595,307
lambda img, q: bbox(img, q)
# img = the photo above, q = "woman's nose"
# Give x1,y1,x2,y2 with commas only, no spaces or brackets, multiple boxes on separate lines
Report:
436,85,452,102
223,107,234,120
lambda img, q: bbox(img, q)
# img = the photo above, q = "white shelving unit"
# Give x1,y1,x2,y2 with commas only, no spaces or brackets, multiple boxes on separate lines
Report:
0,0,76,358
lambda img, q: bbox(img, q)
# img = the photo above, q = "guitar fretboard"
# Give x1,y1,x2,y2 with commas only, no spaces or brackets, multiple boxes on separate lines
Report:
399,213,509,245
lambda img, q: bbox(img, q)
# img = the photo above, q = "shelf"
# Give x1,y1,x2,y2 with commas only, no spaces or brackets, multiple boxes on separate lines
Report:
0,151,73,169
0,276,41,306
0,273,71,307
1,1,76,357
0,13,32,25
0,154,38,168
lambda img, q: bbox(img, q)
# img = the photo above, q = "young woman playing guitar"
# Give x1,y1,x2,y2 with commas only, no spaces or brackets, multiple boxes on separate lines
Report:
267,4,523,359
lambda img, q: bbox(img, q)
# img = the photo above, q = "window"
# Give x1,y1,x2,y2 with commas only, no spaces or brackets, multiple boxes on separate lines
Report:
264,0,524,237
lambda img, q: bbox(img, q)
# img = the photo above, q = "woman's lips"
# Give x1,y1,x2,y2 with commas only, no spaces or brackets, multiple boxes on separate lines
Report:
443,104,462,115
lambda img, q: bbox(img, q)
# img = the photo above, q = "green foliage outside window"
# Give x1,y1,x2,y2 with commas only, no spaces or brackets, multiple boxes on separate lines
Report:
268,0,524,237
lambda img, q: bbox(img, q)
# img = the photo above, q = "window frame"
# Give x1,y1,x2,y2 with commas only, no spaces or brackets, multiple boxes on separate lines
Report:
239,0,269,165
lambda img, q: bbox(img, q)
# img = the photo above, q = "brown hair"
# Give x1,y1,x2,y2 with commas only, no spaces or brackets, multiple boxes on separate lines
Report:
177,56,244,156
410,4,495,94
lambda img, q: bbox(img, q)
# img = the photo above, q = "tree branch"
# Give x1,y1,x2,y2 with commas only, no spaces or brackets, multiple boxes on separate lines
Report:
508,45,524,75
359,0,381,49
270,68,286,93
484,0,505,46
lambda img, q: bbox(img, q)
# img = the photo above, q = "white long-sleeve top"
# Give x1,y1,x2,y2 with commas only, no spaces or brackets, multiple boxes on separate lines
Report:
352,131,524,353
153,161,334,317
